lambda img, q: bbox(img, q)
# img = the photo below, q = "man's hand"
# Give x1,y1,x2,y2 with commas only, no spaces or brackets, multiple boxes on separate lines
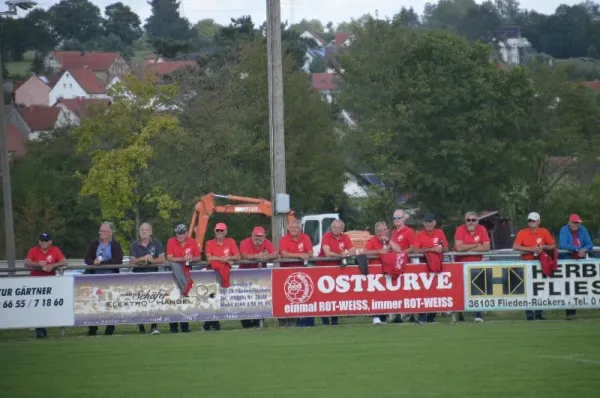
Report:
259,252,268,261
144,254,153,263
184,253,193,262
300,253,310,260
379,248,389,254
578,248,587,258
433,246,443,253
533,246,543,254
38,260,47,268
94,257,102,265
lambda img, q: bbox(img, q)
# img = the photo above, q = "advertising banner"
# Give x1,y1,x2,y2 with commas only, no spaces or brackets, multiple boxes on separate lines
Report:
464,261,528,311
73,269,272,326
271,264,465,317
0,276,74,329
527,260,600,309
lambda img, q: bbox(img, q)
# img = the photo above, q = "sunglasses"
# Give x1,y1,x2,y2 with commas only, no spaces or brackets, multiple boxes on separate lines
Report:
466,218,477,222
393,216,403,220
215,229,225,233
39,239,50,242
527,219,537,223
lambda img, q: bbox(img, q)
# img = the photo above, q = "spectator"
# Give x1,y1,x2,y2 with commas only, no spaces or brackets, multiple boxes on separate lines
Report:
513,212,555,321
413,213,448,324
239,226,278,329
166,223,201,333
204,222,239,331
24,232,68,338
279,219,313,327
129,222,165,335
558,213,592,320
362,221,395,324
317,219,354,326
84,222,124,336
454,211,490,323
388,209,415,324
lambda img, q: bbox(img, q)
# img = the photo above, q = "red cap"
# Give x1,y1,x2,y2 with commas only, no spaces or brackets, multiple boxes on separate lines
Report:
569,214,582,223
215,222,227,231
252,226,265,236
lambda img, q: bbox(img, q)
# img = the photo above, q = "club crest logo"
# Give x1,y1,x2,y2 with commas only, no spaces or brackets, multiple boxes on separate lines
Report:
284,272,314,304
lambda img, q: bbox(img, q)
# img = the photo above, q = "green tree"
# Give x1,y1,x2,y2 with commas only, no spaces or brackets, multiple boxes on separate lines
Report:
422,0,477,30
23,8,58,54
145,0,193,41
309,56,326,73
339,20,534,220
194,18,222,50
393,7,421,27
103,2,142,45
49,0,103,43
151,38,191,59
73,73,185,242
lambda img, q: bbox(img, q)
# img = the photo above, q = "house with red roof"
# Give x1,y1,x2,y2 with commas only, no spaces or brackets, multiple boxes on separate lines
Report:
6,124,27,159
16,105,72,140
49,69,109,106
14,75,59,107
53,97,111,125
146,60,197,79
44,51,130,86
334,32,353,48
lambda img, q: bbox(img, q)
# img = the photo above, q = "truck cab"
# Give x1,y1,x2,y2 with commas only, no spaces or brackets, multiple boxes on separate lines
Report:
301,213,340,257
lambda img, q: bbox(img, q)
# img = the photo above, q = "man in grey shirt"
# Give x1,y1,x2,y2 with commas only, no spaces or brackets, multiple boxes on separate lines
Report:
129,222,165,335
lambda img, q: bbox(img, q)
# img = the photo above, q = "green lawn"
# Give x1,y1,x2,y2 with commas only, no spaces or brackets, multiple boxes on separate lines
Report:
1,314,599,397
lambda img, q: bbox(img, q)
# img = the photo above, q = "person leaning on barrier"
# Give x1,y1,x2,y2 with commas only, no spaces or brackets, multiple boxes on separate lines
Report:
239,226,278,329
278,219,313,327
413,213,449,324
454,211,490,323
24,232,68,339
389,209,416,324
204,222,240,332
166,223,201,334
316,219,354,326
84,222,124,336
129,222,165,335
513,212,555,321
558,213,592,320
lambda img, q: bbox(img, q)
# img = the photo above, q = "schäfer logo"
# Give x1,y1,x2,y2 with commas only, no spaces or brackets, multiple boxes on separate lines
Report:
284,272,314,304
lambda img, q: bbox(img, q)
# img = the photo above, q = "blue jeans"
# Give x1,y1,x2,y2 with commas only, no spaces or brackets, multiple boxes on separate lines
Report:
321,317,339,325
525,310,543,320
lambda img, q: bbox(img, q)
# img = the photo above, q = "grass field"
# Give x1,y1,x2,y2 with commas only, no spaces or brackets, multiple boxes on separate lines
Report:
1,313,599,398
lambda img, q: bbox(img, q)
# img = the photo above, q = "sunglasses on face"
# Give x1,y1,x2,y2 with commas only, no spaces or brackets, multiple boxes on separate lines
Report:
528,219,537,223
39,239,50,242
215,229,225,233
393,216,403,220
466,219,477,222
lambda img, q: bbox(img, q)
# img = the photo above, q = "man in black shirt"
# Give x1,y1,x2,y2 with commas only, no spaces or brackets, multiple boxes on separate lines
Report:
129,222,165,334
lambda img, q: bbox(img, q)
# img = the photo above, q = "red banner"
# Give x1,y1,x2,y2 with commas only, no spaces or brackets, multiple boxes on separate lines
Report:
272,264,465,317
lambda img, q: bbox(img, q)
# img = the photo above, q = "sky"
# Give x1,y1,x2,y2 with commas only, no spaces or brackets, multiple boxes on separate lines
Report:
10,0,585,26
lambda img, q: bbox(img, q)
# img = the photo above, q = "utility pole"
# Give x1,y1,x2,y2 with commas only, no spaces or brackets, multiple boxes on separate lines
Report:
266,0,287,252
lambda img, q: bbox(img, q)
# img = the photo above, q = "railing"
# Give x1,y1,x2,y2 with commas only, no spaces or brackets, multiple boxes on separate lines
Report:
1,248,598,276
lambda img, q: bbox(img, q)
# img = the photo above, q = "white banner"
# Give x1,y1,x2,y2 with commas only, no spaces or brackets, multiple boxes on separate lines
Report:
0,276,74,329
527,260,600,309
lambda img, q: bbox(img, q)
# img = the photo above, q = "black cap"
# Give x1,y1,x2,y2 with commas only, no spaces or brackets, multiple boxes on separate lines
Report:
423,213,436,222
39,232,52,241
174,224,187,234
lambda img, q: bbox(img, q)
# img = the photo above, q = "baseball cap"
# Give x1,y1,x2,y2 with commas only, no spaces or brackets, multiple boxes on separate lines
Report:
423,213,436,222
252,226,266,236
39,232,52,241
527,212,541,221
174,224,187,234
569,213,582,223
215,222,227,231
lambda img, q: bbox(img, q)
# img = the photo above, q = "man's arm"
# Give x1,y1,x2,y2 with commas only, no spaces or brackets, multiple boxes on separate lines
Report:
581,228,594,252
24,250,40,269
558,227,577,251
108,242,124,264
84,242,96,265
513,234,538,253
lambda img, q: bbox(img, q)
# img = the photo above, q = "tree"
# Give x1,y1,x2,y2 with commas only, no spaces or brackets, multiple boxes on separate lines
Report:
494,0,521,24
588,44,599,59
338,20,535,220
194,18,222,50
30,51,46,74
289,19,325,34
151,38,191,59
394,7,420,27
145,0,193,41
48,0,103,43
336,14,373,34
73,73,185,242
459,1,503,42
23,8,58,54
103,2,142,45
422,0,477,31
309,56,326,73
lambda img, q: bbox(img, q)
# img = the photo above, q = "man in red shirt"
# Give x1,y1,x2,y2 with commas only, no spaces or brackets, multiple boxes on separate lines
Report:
204,222,239,331
391,209,415,253
316,219,354,325
279,220,313,268
239,226,278,269
454,211,490,323
239,226,277,329
24,232,68,338
166,223,201,333
513,212,555,321
413,213,448,324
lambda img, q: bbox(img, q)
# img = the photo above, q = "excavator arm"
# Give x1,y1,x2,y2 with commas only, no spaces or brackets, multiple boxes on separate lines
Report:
189,193,297,249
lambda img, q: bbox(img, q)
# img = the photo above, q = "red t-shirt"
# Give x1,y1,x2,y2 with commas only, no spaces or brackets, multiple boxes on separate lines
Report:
365,236,391,265
26,245,65,276
391,226,415,251
279,233,313,268
513,228,554,260
414,229,449,249
239,237,276,269
205,238,239,269
317,231,354,266
166,237,201,265
454,224,490,262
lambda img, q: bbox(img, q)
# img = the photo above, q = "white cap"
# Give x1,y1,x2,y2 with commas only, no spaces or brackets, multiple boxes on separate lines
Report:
527,212,540,221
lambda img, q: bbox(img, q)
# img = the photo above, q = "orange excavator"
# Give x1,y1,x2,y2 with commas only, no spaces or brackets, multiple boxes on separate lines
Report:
187,193,298,248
